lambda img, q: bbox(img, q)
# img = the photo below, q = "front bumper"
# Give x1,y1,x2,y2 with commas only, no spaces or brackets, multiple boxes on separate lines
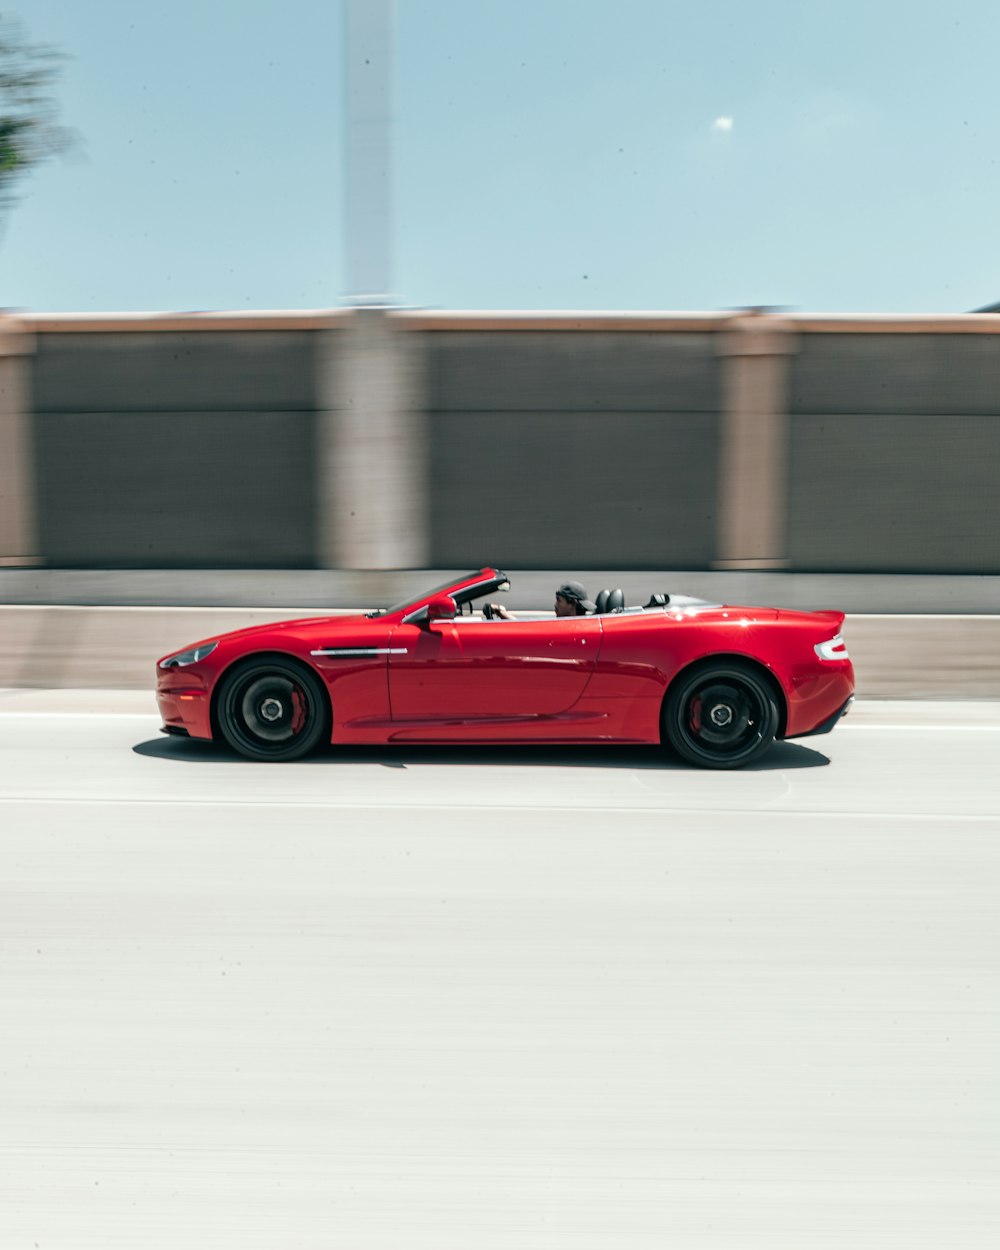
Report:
156,680,214,739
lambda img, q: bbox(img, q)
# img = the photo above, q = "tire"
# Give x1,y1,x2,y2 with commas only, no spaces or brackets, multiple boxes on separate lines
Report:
664,662,778,770
216,658,329,762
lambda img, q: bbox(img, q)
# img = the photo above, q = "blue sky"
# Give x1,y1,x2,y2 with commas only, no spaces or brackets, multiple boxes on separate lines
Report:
6,0,1000,313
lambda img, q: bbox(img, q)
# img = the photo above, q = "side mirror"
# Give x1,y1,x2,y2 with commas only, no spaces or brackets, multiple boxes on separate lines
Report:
426,594,458,623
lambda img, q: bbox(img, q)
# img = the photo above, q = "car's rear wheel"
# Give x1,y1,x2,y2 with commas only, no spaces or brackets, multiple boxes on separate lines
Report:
216,658,329,761
664,662,778,769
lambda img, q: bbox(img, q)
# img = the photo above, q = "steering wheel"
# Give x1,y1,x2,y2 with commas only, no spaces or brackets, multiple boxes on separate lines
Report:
483,602,496,620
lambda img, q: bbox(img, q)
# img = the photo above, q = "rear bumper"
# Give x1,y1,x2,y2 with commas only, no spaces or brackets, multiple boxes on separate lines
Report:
796,694,855,738
782,662,855,739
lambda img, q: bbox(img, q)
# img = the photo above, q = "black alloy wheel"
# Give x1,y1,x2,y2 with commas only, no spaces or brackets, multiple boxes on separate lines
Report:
216,659,329,761
664,662,779,769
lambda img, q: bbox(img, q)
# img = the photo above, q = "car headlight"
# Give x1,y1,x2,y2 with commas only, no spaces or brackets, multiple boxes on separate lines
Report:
159,642,219,669
814,634,849,661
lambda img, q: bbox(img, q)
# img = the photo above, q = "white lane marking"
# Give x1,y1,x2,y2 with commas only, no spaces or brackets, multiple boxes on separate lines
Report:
1,797,998,822
840,724,1000,731
0,712,158,719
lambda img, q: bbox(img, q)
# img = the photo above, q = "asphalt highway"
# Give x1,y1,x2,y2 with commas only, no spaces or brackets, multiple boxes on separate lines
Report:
2,692,999,1249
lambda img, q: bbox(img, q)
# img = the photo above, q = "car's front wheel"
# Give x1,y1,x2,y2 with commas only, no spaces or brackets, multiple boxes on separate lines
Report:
216,658,329,761
664,662,778,769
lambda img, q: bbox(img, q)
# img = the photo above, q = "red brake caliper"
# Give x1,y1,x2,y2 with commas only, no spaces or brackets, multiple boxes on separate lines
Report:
289,686,306,735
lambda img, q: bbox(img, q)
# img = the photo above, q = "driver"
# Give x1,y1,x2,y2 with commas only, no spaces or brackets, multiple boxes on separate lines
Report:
486,581,596,620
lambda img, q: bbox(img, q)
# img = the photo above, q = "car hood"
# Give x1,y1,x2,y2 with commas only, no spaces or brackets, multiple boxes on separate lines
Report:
158,613,372,665
211,613,372,646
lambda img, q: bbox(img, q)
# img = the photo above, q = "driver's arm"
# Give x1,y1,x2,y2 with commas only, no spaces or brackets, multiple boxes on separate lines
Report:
484,603,517,620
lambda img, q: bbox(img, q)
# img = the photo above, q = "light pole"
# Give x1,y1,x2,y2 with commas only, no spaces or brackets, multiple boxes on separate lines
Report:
344,0,393,304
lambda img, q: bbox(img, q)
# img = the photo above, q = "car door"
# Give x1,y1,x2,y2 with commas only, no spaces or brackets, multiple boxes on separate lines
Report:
301,618,395,730
387,615,601,721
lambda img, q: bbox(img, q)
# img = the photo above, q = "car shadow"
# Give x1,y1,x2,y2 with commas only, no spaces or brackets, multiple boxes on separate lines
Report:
132,737,830,771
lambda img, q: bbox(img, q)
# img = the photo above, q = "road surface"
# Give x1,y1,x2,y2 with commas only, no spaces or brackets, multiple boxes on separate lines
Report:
1,692,999,1249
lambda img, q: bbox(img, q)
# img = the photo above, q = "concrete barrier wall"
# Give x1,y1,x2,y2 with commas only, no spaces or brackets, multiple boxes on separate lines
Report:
429,408,719,567
788,332,1000,573
0,606,300,690
425,331,719,567
3,310,1000,575
31,329,323,567
1,605,997,698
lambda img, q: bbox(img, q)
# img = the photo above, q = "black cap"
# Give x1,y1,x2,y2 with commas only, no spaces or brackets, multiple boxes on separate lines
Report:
556,581,596,612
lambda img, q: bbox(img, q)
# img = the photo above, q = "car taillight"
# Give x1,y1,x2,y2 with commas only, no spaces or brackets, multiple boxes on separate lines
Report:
815,633,849,661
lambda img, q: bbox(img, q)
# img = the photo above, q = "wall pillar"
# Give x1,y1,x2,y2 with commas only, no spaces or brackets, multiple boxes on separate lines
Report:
714,316,797,570
316,309,429,569
0,318,40,567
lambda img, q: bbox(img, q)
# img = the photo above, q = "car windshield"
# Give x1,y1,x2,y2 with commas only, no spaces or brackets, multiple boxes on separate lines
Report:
367,572,483,618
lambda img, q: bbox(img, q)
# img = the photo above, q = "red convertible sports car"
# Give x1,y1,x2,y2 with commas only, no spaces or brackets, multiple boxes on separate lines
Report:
156,567,855,769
